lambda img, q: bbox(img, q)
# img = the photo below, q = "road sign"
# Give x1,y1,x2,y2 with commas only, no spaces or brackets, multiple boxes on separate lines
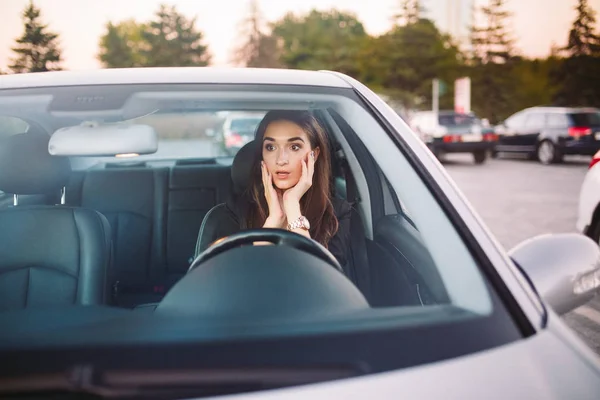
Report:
454,77,471,114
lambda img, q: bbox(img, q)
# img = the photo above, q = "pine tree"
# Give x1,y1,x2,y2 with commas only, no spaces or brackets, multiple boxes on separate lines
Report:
232,0,281,68
565,0,600,57
393,0,424,26
470,0,515,64
468,0,518,123
141,4,211,67
9,1,62,73
551,0,600,107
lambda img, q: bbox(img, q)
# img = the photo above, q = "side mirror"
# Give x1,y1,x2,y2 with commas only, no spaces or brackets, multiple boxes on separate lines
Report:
509,233,600,315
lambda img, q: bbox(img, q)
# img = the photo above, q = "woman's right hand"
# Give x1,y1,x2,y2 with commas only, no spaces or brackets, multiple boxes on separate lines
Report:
261,161,285,229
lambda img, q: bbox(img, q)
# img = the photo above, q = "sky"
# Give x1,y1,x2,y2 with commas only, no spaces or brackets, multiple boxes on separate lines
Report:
0,0,596,71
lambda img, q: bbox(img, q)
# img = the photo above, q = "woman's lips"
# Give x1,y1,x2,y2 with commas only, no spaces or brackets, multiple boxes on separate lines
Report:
276,172,290,179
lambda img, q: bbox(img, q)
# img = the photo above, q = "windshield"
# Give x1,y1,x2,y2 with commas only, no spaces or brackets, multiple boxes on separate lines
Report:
0,82,519,395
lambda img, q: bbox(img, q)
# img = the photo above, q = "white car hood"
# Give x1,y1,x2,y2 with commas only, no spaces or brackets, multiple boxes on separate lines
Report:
208,320,600,400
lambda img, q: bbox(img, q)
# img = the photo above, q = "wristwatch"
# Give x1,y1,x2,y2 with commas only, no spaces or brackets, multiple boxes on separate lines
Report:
287,216,310,231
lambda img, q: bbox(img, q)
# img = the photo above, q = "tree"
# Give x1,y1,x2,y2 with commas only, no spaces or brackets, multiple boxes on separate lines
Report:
141,4,211,67
98,20,147,68
564,0,600,57
550,0,600,107
466,0,519,123
232,0,282,68
9,1,62,73
359,19,464,110
470,0,515,64
511,58,559,110
392,0,424,26
270,9,368,76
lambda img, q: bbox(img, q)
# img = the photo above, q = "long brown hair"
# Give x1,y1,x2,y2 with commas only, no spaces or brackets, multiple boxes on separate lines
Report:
244,110,339,247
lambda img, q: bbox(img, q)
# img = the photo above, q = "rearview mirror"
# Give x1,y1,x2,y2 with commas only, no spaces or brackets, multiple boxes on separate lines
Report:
509,233,600,315
48,123,158,157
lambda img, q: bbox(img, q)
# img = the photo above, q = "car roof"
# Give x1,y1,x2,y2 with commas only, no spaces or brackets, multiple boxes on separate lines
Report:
413,110,477,116
0,67,353,90
525,106,600,114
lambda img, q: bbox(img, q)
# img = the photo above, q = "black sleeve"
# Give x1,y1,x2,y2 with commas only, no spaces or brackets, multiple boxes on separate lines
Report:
327,199,352,269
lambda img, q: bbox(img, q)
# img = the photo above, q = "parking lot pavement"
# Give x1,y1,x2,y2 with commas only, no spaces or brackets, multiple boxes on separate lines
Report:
443,152,600,355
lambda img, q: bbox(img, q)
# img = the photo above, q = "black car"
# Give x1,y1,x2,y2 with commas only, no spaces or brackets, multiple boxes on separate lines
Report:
494,107,600,164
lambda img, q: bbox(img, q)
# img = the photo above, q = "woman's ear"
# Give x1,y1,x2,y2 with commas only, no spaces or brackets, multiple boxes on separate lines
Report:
313,147,321,161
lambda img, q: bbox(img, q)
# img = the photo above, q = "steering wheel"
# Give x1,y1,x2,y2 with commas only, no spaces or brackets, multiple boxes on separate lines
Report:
188,229,343,273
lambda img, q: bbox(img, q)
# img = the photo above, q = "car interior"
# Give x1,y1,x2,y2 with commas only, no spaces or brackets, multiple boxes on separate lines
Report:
0,105,450,313
0,87,527,397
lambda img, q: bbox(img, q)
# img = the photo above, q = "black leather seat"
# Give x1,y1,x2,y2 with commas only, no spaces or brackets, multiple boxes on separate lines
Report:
0,133,113,311
68,167,168,307
194,141,257,257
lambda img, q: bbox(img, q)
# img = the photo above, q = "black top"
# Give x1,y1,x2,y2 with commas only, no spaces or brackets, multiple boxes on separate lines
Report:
195,194,353,270
328,197,353,268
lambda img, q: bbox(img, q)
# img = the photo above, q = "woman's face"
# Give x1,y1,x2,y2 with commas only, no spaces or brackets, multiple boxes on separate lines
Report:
262,120,318,191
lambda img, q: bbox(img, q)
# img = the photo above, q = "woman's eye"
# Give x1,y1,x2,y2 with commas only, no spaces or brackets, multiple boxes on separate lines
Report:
290,144,301,151
265,144,275,151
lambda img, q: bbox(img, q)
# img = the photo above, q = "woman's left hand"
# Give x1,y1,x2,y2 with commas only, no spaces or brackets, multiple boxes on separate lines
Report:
283,151,315,208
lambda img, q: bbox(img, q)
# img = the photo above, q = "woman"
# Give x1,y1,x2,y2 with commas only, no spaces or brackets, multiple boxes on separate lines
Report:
242,110,352,267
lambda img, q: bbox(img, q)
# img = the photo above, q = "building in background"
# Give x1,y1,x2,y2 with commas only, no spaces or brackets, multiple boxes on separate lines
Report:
421,0,474,49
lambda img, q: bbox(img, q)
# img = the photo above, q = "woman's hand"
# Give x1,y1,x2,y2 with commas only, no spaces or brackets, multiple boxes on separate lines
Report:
283,151,315,222
261,161,285,229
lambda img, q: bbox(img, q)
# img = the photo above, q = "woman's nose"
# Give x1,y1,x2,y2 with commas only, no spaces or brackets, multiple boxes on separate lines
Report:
276,150,289,165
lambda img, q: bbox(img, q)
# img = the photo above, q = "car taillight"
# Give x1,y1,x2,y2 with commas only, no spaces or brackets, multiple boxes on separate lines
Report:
225,132,243,147
569,126,592,138
590,150,600,169
443,135,462,143
483,133,498,141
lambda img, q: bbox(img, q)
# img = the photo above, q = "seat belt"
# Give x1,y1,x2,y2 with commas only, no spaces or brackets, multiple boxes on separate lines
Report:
337,153,371,299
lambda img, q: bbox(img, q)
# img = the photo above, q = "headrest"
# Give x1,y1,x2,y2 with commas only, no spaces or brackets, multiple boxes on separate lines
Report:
231,140,257,195
0,133,71,195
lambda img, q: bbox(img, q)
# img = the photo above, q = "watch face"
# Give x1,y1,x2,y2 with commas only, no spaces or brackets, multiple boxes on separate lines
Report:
301,216,310,230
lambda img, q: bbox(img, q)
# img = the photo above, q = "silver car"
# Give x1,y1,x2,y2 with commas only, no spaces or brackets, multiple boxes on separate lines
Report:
0,68,599,399
410,110,497,164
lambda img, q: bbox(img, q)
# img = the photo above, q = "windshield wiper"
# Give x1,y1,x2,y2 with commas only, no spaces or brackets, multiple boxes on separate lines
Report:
1,364,363,399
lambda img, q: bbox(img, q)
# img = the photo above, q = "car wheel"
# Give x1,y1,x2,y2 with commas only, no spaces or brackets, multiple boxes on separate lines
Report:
537,140,559,165
473,150,487,164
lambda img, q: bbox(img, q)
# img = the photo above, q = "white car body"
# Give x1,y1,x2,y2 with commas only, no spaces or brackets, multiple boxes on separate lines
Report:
225,324,600,399
577,152,600,238
1,68,600,399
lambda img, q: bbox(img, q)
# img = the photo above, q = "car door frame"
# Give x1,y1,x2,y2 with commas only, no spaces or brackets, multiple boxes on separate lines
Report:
325,71,545,333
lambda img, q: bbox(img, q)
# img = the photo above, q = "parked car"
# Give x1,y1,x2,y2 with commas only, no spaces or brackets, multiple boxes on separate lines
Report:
494,106,600,164
409,110,497,164
210,111,265,156
1,68,600,399
577,150,600,242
